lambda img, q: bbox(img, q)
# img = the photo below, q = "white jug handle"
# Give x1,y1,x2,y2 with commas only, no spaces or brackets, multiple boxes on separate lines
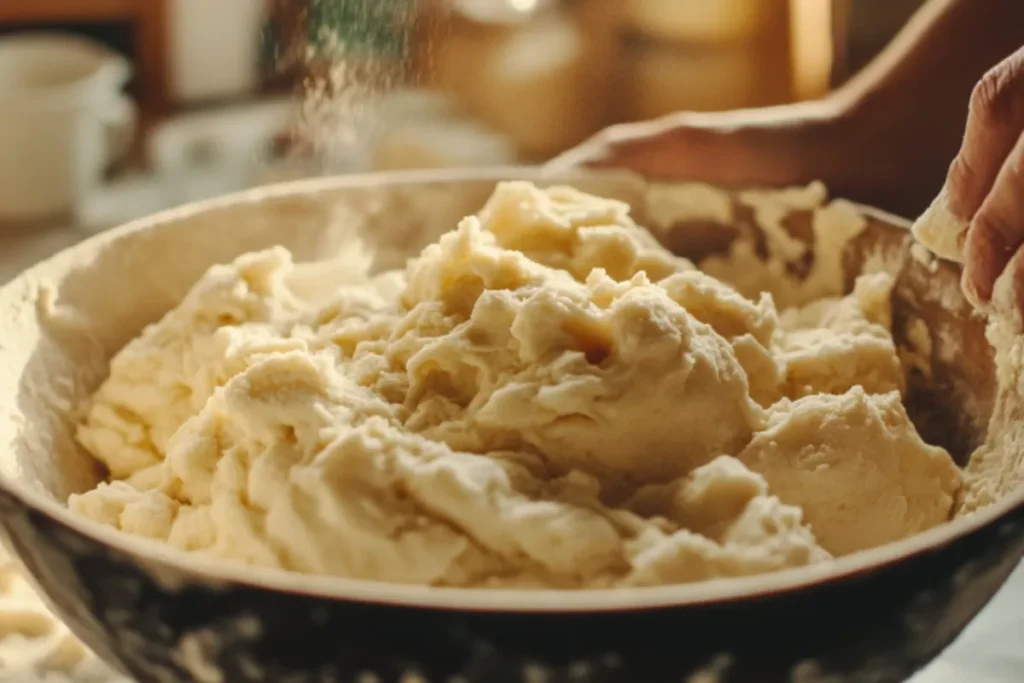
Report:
102,95,137,167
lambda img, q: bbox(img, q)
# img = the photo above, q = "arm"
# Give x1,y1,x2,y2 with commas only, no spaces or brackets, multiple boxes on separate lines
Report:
550,0,1024,217
835,0,1024,212
839,0,1024,112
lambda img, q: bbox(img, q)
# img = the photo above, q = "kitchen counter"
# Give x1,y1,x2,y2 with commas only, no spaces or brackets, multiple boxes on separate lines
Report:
0,225,1021,683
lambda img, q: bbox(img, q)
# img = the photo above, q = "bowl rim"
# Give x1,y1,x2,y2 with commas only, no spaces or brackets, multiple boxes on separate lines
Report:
2,165,1020,613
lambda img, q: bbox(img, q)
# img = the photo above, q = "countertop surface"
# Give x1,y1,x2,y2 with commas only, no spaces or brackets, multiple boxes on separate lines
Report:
0,225,1021,683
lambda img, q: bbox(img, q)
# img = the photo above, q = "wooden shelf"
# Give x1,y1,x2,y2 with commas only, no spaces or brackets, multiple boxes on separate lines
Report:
0,1,137,24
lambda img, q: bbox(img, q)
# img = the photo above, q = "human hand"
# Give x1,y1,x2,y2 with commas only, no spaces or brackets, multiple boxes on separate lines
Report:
545,92,953,220
935,46,1024,312
546,101,848,191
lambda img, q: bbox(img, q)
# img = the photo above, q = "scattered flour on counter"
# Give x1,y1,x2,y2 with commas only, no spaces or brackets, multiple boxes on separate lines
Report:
67,181,961,588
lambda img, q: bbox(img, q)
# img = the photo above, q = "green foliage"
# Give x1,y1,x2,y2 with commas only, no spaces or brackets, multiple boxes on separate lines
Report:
306,0,416,57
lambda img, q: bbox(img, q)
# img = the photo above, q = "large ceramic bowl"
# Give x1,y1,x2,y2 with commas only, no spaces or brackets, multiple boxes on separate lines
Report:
0,168,1020,683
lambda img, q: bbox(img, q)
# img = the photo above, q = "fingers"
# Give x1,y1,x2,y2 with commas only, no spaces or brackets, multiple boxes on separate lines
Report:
962,129,1024,306
945,49,1024,223
986,232,1024,324
936,46,1024,311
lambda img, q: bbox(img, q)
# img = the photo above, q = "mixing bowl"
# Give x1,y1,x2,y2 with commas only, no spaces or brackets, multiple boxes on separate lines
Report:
0,168,1020,683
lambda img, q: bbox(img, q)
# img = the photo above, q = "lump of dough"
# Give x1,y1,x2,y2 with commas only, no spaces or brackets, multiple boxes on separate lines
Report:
660,269,783,406
958,267,1024,512
478,181,694,283
76,248,310,479
76,247,387,480
738,387,961,556
778,273,905,398
623,455,830,586
468,273,766,482
268,416,629,587
700,186,867,309
393,218,766,482
911,188,966,264
72,353,815,588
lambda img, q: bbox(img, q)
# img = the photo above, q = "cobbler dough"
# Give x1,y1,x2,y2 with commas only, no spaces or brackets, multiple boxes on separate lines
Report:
940,262,1024,514
957,271,1024,513
778,272,905,399
738,388,961,556
70,182,961,587
911,189,966,265
909,198,1024,514
700,182,869,309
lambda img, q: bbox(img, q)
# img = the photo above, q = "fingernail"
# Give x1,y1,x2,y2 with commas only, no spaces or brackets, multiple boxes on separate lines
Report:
961,269,984,309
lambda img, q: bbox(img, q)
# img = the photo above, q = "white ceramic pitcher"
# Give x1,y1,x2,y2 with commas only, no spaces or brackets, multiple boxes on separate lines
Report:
0,33,136,223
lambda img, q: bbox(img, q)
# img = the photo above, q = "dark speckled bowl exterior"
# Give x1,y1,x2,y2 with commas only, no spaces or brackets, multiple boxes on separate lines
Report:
2,486,1023,683
0,168,1021,683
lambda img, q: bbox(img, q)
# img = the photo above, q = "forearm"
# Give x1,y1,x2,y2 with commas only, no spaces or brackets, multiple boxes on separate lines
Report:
552,0,1024,217
835,0,1024,210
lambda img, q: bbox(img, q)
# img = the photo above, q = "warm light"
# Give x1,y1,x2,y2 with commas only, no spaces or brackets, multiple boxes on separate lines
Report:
789,0,834,101
452,0,545,24
508,0,540,13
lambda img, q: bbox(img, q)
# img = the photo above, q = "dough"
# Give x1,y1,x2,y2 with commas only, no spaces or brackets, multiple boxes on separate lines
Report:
738,388,961,556
700,182,868,309
778,272,905,399
910,199,1024,514
71,181,960,588
951,264,1024,513
911,188,966,265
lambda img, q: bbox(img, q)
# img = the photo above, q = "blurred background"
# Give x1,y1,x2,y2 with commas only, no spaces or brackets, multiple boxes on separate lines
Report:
0,0,926,240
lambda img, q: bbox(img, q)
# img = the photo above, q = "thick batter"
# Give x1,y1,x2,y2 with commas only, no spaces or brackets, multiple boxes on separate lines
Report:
69,182,961,588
